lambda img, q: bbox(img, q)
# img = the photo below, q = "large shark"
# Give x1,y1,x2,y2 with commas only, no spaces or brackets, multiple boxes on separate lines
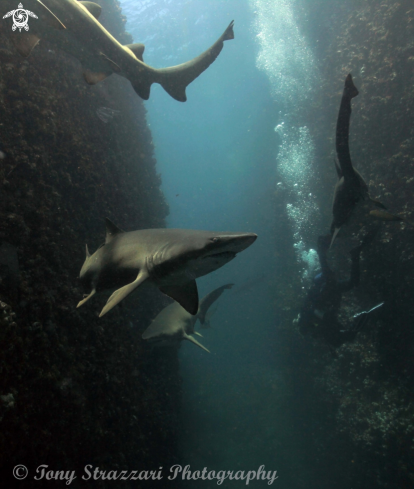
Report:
77,219,256,317
330,73,406,246
142,283,234,353
2,0,234,101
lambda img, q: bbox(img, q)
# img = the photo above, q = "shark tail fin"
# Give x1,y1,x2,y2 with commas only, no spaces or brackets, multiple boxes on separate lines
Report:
198,283,234,325
183,333,210,353
151,20,235,102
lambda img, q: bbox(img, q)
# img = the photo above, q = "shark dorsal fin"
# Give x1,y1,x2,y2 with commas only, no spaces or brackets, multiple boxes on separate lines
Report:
105,218,124,244
85,243,91,258
78,1,102,19
159,280,199,316
126,43,145,62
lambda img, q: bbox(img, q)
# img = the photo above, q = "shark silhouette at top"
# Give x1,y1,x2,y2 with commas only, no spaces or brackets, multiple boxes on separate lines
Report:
2,0,234,102
330,74,409,247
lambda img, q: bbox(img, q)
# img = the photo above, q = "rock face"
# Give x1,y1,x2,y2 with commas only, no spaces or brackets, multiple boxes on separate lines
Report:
0,1,181,486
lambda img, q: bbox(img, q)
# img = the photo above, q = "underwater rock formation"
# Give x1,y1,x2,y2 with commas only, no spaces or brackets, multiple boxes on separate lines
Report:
274,1,414,487
0,1,181,486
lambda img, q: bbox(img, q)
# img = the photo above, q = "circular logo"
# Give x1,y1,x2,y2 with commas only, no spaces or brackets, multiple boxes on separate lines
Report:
12,8,29,31
13,465,28,480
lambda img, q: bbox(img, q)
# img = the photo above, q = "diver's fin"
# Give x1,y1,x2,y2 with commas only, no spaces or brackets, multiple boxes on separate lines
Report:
126,43,145,62
370,197,387,209
10,33,40,57
344,73,359,99
159,280,199,316
83,69,111,85
183,333,210,353
329,227,341,249
99,270,149,317
78,1,102,19
37,0,66,29
334,156,342,179
77,288,96,308
369,209,404,222
105,218,124,244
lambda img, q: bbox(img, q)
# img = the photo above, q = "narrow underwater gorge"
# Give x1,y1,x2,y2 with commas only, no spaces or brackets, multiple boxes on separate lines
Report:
273,1,414,487
0,1,180,487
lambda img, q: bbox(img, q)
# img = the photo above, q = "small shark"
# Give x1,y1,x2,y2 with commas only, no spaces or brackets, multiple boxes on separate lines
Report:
330,74,406,246
142,283,233,352
78,219,256,317
2,0,234,101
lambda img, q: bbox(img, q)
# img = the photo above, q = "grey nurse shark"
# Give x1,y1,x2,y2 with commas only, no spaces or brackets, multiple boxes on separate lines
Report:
142,283,234,353
2,0,234,101
78,219,257,317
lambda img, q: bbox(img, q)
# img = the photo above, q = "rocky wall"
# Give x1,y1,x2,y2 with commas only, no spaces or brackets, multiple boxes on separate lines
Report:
272,1,414,488
0,1,181,487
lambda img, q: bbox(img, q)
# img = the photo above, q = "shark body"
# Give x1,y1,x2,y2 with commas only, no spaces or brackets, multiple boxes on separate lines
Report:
330,74,405,246
78,219,256,317
2,0,234,101
142,283,233,353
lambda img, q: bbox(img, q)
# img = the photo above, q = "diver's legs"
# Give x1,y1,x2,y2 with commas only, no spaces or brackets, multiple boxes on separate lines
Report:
316,234,332,276
336,74,359,181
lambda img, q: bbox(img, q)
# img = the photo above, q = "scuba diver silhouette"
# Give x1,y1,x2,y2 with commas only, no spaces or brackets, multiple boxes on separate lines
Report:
296,233,383,348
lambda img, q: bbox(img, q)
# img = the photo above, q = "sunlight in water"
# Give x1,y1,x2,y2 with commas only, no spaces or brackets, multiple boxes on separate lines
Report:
250,0,320,282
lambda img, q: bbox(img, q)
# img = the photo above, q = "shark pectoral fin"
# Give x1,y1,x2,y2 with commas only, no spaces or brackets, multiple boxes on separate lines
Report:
37,0,66,30
77,288,96,308
78,1,102,19
329,227,341,249
159,280,199,316
369,210,404,222
10,33,40,57
194,332,203,337
183,333,210,353
126,43,145,62
99,270,149,317
83,69,111,85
